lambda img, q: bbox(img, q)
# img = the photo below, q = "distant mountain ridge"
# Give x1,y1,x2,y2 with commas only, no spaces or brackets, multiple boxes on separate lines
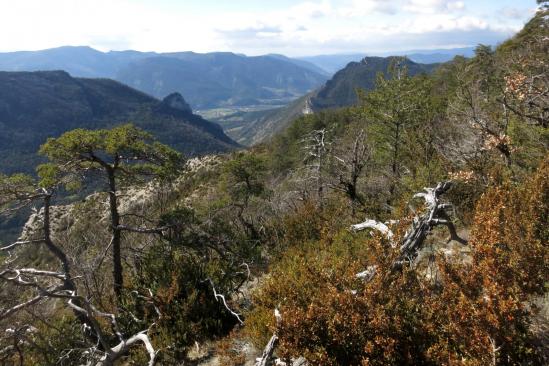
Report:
0,70,238,174
297,47,475,74
116,52,327,109
0,46,328,109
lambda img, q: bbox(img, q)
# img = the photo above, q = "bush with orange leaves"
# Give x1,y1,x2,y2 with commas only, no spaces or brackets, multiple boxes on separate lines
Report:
246,156,548,365
428,155,548,364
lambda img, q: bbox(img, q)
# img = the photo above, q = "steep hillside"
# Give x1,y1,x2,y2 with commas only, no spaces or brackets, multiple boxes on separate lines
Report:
312,56,437,109
215,93,316,146
0,70,238,174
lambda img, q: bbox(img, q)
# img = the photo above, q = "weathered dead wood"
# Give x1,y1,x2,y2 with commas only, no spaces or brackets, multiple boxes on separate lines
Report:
351,219,394,244
255,333,279,366
354,181,467,277
254,309,282,366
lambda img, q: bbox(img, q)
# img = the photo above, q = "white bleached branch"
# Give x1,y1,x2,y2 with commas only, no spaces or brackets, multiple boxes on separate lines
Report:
354,181,467,281
351,220,394,244
255,309,282,366
207,278,244,325
355,265,378,281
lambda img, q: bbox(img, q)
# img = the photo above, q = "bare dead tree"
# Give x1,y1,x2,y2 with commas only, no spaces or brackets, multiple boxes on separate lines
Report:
301,129,330,206
352,181,467,279
0,180,159,365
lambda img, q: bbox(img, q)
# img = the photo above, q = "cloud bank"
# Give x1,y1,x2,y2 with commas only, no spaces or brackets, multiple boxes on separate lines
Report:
0,0,537,56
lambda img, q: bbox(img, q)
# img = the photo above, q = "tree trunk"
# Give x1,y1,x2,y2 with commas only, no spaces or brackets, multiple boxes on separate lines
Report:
43,192,98,339
389,120,401,200
107,168,123,303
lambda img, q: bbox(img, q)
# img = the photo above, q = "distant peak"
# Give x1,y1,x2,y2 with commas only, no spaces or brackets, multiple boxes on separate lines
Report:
161,92,192,113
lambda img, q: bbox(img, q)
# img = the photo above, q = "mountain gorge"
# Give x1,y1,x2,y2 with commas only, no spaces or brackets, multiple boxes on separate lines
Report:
116,52,328,109
214,56,438,145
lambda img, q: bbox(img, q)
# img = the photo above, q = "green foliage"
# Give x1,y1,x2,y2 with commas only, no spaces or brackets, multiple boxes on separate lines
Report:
223,152,268,203
132,244,240,355
358,63,447,199
35,163,62,189
39,123,184,189
0,173,36,204
123,205,261,359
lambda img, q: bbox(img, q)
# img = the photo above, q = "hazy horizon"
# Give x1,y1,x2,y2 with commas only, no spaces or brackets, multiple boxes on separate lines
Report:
0,0,538,57
0,44,480,59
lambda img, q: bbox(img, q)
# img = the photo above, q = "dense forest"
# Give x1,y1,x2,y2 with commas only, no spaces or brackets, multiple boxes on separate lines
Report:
0,7,547,366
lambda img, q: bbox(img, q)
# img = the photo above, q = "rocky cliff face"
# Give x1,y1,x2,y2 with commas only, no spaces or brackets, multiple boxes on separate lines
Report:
160,92,193,114
19,155,222,242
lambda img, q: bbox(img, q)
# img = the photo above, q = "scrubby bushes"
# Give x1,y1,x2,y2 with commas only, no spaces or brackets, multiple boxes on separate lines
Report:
246,156,548,365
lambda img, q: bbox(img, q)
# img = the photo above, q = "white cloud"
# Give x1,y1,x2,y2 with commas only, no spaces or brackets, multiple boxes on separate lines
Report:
340,0,399,16
0,0,226,52
499,6,533,20
291,1,333,19
404,0,466,14
0,0,534,56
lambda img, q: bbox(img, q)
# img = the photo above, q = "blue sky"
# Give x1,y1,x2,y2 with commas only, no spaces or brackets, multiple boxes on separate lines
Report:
0,0,539,56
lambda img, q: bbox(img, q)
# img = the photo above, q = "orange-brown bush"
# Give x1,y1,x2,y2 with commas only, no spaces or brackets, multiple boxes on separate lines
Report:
426,154,548,364
246,156,548,365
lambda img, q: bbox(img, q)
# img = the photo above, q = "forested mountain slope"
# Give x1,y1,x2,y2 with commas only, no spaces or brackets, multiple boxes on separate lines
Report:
0,70,238,174
311,56,437,109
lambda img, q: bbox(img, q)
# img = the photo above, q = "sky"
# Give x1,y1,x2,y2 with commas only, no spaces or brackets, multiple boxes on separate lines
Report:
0,0,539,56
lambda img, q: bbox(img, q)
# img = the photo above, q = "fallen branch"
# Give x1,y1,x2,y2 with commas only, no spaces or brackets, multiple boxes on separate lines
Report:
353,181,467,278
350,220,394,244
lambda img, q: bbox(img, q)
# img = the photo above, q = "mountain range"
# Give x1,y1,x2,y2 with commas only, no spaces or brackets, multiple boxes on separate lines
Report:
0,70,238,174
0,46,476,110
0,47,328,109
0,46,473,160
